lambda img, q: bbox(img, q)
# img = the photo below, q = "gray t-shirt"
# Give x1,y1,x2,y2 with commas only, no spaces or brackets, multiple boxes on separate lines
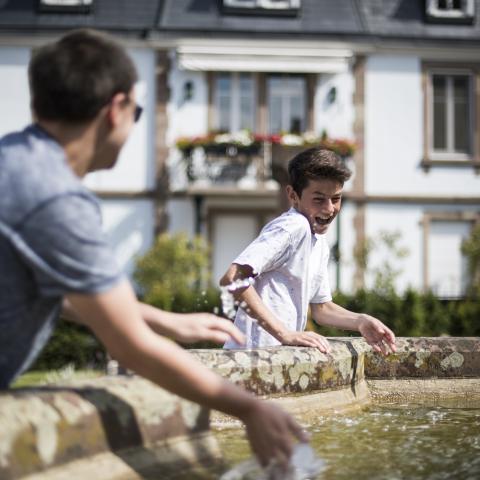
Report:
0,124,124,388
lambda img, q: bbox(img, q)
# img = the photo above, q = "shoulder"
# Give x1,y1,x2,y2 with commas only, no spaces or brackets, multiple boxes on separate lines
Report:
0,125,94,226
264,209,311,238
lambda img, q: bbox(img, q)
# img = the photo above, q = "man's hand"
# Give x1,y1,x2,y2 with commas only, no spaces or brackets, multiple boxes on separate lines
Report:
139,304,245,346
239,400,309,468
358,314,396,355
278,331,331,353
165,312,245,345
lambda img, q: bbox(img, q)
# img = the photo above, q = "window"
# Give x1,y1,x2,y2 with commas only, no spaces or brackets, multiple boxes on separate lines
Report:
38,0,94,13
425,0,475,24
267,75,306,134
428,71,473,159
213,73,255,133
222,0,301,16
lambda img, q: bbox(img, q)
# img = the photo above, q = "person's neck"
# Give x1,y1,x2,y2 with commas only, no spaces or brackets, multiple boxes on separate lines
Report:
36,119,98,178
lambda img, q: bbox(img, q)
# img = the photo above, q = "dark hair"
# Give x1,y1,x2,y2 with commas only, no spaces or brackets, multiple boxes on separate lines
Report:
288,147,352,196
29,29,137,123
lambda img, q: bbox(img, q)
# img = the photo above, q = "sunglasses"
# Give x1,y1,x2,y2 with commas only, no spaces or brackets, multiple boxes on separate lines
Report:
134,104,143,123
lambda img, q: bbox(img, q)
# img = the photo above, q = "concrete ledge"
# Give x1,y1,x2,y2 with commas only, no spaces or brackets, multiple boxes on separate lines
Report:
365,337,480,379
190,338,368,395
2,337,480,479
0,376,212,480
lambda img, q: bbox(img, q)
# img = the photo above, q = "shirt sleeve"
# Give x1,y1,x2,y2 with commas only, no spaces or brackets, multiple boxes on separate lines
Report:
310,240,332,304
233,224,293,276
12,193,124,297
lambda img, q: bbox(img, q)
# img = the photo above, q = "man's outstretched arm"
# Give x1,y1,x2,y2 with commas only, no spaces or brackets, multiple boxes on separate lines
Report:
65,279,307,467
63,298,245,346
310,301,396,355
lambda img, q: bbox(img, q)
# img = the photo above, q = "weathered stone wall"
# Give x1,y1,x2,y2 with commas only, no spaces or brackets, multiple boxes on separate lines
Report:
1,337,479,480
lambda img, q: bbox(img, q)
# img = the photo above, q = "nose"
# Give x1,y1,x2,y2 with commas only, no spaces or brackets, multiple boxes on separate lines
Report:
322,199,335,216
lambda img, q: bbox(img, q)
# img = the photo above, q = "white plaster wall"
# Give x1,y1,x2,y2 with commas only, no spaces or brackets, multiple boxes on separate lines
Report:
336,201,357,293
314,71,354,140
98,199,155,280
166,55,209,191
84,48,156,192
166,197,196,238
365,55,480,197
364,202,479,293
0,47,31,136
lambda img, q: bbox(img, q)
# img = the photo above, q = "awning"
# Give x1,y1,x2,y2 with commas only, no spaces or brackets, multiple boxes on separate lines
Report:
176,43,353,73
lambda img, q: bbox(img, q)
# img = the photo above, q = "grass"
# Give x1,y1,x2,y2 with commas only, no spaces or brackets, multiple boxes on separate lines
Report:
12,366,103,388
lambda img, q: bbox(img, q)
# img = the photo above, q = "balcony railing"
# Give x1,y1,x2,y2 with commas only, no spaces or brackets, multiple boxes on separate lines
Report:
175,131,356,188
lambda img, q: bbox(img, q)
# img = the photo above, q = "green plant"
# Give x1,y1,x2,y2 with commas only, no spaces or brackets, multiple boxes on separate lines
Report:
462,223,480,294
134,233,216,312
30,319,106,371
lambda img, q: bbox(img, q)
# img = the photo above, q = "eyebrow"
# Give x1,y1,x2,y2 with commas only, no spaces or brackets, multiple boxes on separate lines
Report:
312,192,342,196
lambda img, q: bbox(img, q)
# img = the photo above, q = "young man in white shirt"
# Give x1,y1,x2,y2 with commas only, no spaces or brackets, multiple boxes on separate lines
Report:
221,147,396,355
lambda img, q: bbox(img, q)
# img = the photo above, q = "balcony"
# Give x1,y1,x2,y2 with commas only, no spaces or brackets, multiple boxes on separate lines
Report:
173,131,356,191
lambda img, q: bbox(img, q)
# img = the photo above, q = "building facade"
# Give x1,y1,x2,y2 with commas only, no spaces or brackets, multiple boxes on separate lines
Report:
1,0,479,297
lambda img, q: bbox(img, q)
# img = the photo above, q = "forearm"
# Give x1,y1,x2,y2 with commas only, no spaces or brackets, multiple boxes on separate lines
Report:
138,302,179,337
66,284,256,419
311,301,363,331
237,287,291,342
118,325,256,417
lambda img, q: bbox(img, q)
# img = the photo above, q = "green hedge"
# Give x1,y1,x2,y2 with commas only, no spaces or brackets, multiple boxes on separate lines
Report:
30,287,479,370
314,289,480,338
30,318,106,371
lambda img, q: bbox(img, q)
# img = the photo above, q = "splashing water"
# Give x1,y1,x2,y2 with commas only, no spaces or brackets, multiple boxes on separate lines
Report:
220,277,255,320
219,442,326,480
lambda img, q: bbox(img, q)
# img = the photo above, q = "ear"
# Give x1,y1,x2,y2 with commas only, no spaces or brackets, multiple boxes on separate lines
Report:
105,92,128,127
286,185,299,206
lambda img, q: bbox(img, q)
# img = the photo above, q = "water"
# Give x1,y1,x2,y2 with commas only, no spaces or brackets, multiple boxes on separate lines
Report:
220,277,255,319
215,403,480,480
220,442,326,480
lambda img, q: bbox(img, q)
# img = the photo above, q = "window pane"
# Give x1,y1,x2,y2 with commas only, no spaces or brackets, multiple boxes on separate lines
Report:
453,76,470,153
239,74,255,131
432,75,447,151
267,75,305,134
289,95,304,133
215,74,231,131
269,95,282,134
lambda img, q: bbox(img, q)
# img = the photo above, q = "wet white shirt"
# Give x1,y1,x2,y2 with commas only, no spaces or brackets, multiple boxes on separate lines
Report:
224,208,332,349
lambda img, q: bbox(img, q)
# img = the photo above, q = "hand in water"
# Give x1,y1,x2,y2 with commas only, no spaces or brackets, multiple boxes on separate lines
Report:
358,314,396,355
239,400,309,469
279,331,332,353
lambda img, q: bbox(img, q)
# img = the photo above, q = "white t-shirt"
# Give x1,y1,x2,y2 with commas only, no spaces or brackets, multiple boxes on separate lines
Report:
224,208,332,349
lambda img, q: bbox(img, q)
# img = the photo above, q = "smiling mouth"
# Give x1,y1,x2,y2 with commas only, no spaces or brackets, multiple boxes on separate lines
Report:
314,216,334,226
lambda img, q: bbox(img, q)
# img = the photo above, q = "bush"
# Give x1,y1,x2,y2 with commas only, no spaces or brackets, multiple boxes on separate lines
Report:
30,318,106,371
312,289,478,337
134,233,217,312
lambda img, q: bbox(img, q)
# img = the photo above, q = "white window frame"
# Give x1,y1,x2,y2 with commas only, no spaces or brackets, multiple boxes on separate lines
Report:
223,0,301,11
213,72,256,133
428,69,474,161
38,0,93,12
426,0,475,20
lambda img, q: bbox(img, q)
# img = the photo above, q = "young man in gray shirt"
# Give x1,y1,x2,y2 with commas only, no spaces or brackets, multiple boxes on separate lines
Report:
0,29,306,468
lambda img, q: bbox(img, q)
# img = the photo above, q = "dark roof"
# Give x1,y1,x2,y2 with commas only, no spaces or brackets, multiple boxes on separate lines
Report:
158,0,480,42
1,0,480,43
0,0,163,36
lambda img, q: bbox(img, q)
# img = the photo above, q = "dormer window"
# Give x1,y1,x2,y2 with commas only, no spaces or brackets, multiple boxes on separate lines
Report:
222,0,301,16
37,0,94,14
425,0,475,24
